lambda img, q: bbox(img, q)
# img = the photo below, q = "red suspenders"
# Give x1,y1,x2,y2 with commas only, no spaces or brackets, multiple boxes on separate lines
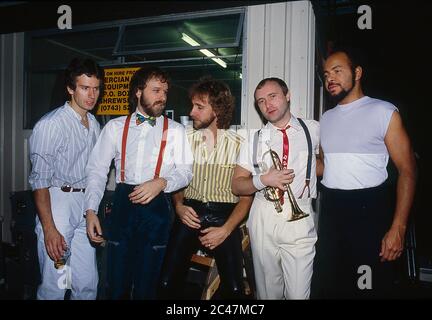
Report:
154,116,169,178
120,115,169,183
120,115,132,182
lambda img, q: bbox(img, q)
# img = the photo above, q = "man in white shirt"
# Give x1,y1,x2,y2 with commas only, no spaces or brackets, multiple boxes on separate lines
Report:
84,66,193,299
28,58,103,299
311,47,416,299
232,77,321,299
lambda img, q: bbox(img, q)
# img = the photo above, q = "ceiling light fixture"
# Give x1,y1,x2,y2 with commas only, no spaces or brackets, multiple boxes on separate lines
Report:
181,32,227,69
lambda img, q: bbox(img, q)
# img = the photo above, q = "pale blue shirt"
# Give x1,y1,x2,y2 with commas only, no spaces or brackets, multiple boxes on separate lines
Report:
28,102,101,190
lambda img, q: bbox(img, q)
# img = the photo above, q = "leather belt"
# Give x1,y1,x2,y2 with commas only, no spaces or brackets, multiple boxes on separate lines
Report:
60,185,85,193
184,199,236,211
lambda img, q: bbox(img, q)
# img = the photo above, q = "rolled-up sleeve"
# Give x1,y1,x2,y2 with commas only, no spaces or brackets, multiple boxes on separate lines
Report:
163,126,193,193
85,122,117,212
307,120,320,154
236,130,254,174
28,119,62,190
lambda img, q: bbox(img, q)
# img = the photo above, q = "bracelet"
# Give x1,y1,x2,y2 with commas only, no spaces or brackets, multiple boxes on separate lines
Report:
252,174,266,191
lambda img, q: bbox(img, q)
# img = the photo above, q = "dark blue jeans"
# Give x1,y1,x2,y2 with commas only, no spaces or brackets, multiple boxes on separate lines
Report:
105,183,173,299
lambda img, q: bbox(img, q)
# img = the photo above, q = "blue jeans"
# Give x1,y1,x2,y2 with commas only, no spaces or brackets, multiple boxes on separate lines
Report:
105,183,173,299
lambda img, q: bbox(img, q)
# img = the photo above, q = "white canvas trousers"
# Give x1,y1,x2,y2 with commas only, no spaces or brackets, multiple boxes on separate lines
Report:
247,194,317,299
35,187,98,300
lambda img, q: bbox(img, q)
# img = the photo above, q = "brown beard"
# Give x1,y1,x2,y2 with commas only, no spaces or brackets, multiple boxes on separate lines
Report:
140,95,165,117
192,113,216,130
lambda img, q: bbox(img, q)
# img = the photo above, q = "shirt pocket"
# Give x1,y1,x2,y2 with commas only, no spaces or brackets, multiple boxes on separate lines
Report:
56,137,68,159
289,149,309,170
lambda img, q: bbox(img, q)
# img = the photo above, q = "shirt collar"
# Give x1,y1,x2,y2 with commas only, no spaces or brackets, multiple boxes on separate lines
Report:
64,101,86,122
265,114,302,132
191,128,226,143
132,111,138,124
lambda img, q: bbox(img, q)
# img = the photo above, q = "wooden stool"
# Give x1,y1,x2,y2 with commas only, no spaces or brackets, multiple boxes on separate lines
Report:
189,223,255,300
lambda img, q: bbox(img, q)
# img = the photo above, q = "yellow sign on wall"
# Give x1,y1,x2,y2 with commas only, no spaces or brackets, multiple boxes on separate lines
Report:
97,67,140,115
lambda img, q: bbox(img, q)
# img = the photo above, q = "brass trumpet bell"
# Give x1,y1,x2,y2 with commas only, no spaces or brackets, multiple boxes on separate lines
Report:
262,148,309,222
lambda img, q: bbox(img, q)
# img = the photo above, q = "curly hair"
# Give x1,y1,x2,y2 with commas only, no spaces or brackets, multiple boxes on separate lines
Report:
189,76,235,129
128,66,170,114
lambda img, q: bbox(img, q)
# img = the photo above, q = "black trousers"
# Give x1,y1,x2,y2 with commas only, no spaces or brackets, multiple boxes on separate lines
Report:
158,199,245,299
310,182,398,299
104,183,173,300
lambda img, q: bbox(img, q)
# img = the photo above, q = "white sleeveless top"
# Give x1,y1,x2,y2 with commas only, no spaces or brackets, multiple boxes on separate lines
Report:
320,96,397,190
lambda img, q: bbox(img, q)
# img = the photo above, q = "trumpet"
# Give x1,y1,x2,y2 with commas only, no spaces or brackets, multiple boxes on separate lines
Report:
262,148,309,221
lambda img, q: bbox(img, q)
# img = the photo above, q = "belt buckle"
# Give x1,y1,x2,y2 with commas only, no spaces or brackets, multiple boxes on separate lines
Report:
61,185,73,192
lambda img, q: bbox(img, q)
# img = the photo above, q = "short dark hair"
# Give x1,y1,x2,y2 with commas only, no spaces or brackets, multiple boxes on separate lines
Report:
189,76,235,130
327,45,364,73
254,77,289,100
64,58,104,91
128,66,170,113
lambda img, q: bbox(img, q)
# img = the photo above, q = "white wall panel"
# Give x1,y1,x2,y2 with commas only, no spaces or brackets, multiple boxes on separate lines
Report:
242,0,316,129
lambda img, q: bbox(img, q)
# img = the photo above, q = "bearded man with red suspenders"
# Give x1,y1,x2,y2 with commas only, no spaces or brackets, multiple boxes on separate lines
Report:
84,66,193,299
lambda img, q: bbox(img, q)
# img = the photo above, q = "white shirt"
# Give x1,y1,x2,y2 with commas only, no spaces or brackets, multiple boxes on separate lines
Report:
320,96,397,190
237,115,320,199
85,112,193,212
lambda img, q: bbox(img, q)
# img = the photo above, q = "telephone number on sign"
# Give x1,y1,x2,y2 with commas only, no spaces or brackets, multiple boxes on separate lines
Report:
99,105,129,112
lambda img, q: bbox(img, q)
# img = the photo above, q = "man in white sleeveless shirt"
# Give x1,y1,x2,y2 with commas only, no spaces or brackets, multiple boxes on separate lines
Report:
311,47,416,299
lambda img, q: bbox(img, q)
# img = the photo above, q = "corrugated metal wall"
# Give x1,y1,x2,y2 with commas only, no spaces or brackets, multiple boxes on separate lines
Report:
242,0,315,129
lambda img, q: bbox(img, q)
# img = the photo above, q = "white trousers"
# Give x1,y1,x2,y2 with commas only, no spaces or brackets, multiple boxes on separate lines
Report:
35,187,98,300
247,194,317,299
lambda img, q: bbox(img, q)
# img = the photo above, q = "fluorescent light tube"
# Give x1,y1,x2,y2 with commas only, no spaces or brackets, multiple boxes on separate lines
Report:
181,32,227,68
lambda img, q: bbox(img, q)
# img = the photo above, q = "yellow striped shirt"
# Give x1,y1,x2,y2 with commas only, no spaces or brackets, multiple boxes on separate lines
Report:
184,128,243,203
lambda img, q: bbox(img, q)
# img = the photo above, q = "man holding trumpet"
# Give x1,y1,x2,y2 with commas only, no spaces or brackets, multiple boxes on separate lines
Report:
232,77,321,299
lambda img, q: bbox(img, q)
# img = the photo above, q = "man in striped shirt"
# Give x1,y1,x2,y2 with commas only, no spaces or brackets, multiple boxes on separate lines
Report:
158,77,253,299
28,58,103,299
